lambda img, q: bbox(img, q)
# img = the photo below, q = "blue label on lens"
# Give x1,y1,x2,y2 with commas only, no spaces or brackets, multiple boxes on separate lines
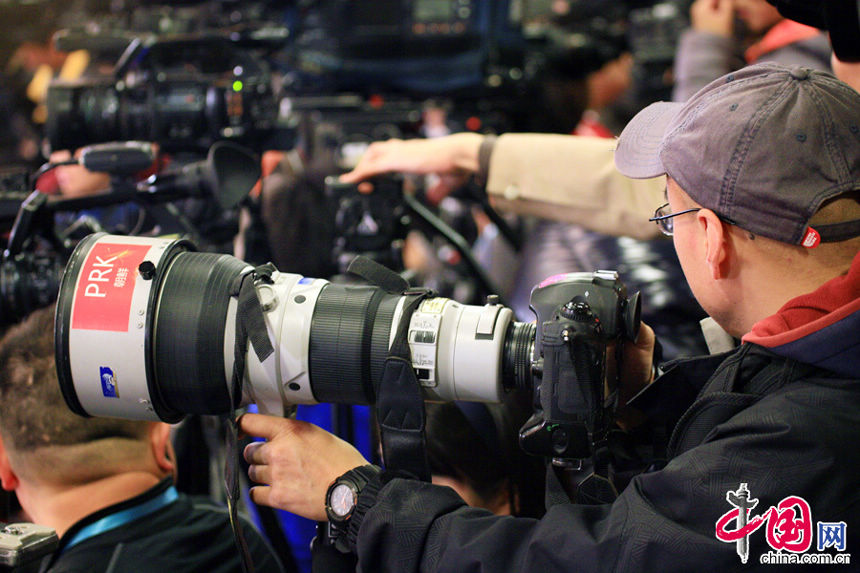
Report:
298,277,314,285
100,366,119,398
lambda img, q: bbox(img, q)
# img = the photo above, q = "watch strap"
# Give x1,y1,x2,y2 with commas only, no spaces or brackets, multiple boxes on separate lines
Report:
345,469,386,552
327,464,381,553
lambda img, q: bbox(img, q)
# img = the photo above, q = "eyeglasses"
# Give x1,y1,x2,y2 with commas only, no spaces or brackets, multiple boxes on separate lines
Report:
649,203,701,236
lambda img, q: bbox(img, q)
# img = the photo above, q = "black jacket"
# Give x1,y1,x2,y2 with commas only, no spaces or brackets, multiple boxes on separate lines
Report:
43,479,285,573
350,343,860,572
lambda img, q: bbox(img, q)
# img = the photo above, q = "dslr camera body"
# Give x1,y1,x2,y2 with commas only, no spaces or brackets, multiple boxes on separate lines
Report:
522,271,640,461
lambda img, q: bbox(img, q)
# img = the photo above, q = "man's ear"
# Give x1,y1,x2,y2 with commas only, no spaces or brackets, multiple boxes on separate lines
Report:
148,422,176,476
0,434,20,491
698,209,729,280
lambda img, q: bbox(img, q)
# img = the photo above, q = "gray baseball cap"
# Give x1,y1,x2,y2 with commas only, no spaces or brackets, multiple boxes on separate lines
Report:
615,63,860,247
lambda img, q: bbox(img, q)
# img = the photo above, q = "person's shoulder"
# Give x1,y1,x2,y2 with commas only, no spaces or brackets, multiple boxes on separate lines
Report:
723,348,860,435
47,552,112,573
184,495,262,534
184,495,286,571
53,492,284,573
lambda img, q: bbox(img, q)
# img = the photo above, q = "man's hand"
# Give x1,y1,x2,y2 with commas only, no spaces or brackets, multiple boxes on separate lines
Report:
240,413,370,521
616,322,657,430
690,0,735,37
50,149,111,199
339,133,484,202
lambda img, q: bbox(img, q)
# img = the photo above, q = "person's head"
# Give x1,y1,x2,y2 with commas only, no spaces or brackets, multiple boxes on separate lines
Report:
615,63,860,336
585,51,634,111
523,24,629,133
425,393,545,518
0,307,175,493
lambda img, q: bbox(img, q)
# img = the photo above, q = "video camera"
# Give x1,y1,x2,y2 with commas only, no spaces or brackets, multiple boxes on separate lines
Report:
45,26,286,154
55,233,640,462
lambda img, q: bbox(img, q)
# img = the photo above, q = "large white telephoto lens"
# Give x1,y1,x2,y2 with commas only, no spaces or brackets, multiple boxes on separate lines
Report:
55,234,534,422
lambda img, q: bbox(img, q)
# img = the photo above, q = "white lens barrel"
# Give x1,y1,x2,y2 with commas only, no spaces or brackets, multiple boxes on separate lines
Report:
410,298,513,403
59,234,189,421
230,272,329,416
57,234,517,422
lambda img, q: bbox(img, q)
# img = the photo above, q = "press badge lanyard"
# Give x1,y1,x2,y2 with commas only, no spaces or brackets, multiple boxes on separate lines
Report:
61,485,179,552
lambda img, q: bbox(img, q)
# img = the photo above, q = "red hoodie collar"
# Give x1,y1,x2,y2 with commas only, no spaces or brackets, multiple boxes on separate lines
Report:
745,20,823,64
743,251,860,347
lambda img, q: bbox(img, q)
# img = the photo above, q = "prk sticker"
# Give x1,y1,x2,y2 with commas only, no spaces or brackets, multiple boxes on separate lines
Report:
72,243,152,332
100,366,119,398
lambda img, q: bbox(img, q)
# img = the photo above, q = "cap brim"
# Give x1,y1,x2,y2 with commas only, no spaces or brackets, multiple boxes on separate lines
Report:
614,101,684,179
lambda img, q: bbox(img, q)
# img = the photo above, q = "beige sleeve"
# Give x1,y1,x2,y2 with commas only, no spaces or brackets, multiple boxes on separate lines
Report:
485,133,665,240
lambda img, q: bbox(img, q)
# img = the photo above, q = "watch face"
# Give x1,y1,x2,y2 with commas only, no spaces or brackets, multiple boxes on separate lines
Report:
329,482,356,519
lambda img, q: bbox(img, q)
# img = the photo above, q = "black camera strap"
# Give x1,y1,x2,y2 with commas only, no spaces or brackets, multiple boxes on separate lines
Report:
348,256,432,482
231,263,277,407
222,264,278,573
375,293,432,482
309,257,432,569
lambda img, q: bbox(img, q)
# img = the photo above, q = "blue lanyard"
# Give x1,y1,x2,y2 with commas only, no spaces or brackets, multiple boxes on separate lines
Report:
62,486,179,552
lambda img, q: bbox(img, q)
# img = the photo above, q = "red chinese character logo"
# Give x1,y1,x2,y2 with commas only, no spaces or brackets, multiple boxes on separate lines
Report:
715,484,813,563
765,496,812,552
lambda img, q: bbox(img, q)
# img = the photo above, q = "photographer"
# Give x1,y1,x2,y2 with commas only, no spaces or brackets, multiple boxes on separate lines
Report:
241,63,860,571
0,307,286,572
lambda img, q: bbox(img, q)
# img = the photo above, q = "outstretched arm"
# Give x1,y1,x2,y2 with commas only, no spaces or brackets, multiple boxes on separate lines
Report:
340,132,483,183
340,132,484,202
341,132,664,238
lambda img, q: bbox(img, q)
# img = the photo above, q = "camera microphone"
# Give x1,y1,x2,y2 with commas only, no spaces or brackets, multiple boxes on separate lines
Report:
78,141,156,175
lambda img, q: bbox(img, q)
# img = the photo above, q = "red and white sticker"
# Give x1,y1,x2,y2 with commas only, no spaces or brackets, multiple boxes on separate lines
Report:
72,243,152,332
801,227,821,248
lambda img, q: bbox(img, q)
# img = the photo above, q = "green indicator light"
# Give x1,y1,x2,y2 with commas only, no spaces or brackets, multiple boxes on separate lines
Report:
232,80,243,92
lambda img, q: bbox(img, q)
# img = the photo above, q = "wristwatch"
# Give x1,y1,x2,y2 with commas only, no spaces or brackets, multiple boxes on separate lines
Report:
325,465,380,551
